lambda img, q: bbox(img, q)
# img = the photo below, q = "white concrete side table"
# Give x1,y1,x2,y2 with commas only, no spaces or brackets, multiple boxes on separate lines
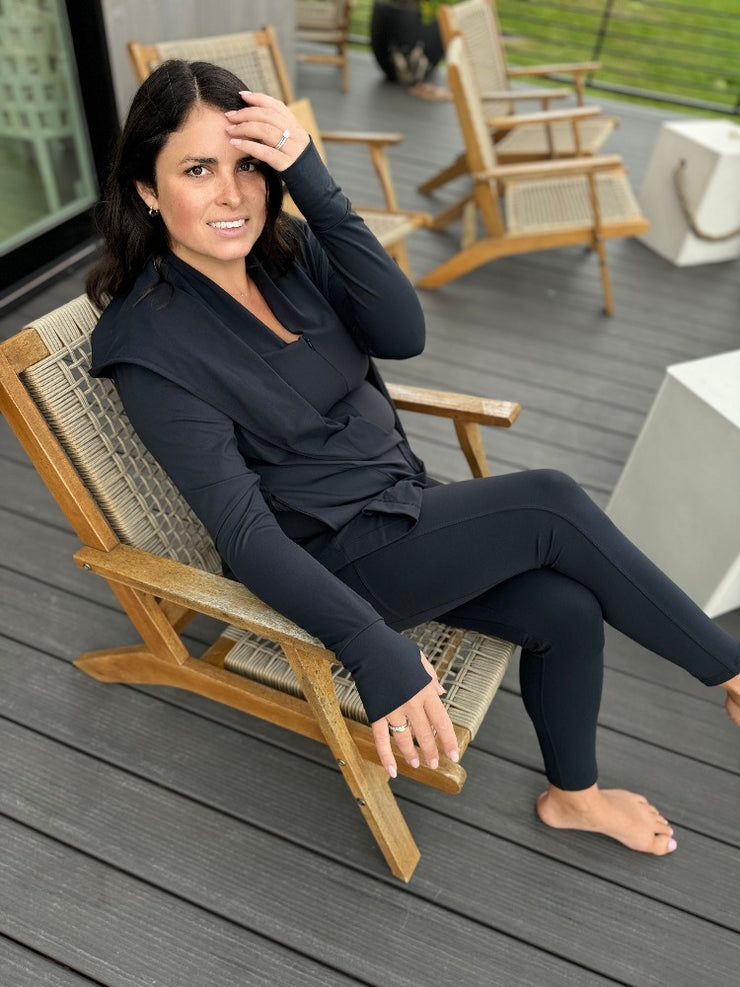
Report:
638,119,740,266
606,350,740,617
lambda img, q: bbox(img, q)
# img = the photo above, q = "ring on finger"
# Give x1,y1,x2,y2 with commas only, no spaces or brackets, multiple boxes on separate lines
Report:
275,129,290,150
387,715,411,734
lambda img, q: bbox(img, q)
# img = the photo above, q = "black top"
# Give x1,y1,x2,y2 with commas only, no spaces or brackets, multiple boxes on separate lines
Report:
90,140,433,720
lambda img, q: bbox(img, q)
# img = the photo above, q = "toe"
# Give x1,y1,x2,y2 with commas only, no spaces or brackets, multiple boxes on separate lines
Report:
654,834,678,856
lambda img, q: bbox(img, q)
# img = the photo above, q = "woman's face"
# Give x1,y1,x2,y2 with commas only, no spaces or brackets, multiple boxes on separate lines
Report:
137,102,268,279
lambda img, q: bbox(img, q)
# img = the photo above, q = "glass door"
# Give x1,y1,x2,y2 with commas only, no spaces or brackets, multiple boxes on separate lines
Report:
0,0,110,293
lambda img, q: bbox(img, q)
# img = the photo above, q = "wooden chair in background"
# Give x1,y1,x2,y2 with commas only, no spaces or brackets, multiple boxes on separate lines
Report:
0,295,521,881
127,25,430,276
296,0,354,92
416,36,649,315
420,0,618,195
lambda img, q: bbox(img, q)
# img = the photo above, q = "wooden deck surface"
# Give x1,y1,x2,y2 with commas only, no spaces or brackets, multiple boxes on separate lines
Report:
1,49,738,987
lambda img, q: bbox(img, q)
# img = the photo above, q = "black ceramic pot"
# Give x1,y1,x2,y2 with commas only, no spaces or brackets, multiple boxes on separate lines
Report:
369,1,444,85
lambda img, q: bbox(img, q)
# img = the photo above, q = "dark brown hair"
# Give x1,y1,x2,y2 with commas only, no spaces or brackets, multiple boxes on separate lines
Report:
86,59,299,306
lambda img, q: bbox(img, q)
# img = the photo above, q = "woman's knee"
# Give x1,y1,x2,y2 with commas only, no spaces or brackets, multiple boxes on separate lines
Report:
523,469,588,512
522,574,605,658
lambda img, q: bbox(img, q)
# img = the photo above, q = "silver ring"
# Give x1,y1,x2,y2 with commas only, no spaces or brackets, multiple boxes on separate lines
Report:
387,716,411,734
275,129,290,150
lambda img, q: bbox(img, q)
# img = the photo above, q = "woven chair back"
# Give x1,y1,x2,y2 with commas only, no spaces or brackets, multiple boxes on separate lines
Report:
150,31,289,100
297,0,348,32
440,0,511,116
446,35,499,173
21,295,221,574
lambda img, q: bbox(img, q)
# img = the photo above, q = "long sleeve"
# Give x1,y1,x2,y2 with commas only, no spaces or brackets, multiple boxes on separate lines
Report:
113,363,431,721
280,140,426,359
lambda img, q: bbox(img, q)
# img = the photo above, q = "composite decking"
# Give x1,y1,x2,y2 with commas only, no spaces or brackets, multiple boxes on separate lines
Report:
1,48,738,987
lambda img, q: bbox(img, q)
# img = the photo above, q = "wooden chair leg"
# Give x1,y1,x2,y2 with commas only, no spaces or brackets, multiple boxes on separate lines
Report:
282,642,421,882
454,420,490,478
75,644,191,682
595,237,614,315
389,239,412,279
340,45,349,92
429,193,474,232
416,238,504,290
418,153,468,195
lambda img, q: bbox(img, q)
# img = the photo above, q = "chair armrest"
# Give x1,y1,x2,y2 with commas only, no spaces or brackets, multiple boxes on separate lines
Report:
320,129,404,146
75,543,327,653
487,105,602,131
507,61,600,77
481,87,571,103
478,153,624,183
387,382,520,426
506,63,600,105
321,131,403,211
387,383,520,478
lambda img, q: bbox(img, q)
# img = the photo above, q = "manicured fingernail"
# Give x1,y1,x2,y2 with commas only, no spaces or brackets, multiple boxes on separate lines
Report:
668,839,677,852
225,109,238,117
429,757,438,770
449,749,459,763
410,757,419,769
386,764,397,779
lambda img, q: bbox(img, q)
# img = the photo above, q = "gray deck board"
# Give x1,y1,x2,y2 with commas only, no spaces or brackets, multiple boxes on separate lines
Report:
1,48,738,987
1,652,735,986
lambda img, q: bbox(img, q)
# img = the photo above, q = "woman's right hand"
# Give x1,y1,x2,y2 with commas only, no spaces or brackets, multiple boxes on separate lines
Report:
225,91,310,172
371,652,460,778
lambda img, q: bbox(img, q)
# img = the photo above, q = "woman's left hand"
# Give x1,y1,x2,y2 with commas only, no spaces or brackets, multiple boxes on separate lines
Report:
225,91,310,171
371,652,460,779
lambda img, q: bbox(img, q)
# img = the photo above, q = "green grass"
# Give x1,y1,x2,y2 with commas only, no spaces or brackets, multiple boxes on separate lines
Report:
349,0,740,115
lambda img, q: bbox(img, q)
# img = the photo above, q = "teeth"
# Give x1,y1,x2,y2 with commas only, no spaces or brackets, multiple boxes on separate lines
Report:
209,219,245,229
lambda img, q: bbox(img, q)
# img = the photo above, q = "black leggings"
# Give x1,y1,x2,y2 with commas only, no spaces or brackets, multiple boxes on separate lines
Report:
333,470,739,790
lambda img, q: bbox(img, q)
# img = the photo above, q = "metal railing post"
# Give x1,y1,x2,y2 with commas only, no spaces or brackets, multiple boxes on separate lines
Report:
591,0,616,68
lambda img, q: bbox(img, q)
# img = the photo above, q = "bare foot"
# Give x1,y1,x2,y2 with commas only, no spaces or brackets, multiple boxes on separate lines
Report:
537,784,677,855
721,673,740,726
725,692,740,726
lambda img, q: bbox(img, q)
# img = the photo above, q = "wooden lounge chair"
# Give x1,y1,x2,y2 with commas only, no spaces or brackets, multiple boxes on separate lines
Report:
0,294,521,881
416,36,649,315
420,0,618,194
296,0,354,92
127,25,429,277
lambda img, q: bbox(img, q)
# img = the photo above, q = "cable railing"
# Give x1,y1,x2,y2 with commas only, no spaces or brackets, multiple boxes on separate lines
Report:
349,1,740,116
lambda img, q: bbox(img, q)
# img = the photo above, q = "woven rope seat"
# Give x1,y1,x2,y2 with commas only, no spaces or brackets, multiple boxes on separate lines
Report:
497,118,617,158
359,211,418,243
222,620,511,737
506,172,643,233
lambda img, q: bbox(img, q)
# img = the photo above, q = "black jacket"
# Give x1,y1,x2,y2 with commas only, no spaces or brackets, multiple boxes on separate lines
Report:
90,140,433,721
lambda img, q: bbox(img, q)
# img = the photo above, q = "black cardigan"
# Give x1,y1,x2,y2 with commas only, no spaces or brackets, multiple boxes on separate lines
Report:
90,140,434,721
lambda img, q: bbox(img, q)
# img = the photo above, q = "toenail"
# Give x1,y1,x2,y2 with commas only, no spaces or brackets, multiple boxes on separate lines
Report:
668,838,677,852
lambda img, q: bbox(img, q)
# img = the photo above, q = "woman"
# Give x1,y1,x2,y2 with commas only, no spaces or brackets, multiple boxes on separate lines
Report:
87,60,739,858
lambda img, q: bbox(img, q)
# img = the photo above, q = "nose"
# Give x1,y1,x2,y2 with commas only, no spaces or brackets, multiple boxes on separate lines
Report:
217,173,242,207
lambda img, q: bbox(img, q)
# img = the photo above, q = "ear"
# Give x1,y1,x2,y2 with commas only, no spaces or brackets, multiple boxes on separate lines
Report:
135,180,158,213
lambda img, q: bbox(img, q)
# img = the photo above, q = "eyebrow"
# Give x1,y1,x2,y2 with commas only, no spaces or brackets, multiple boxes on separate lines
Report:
176,155,219,166
176,154,259,167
